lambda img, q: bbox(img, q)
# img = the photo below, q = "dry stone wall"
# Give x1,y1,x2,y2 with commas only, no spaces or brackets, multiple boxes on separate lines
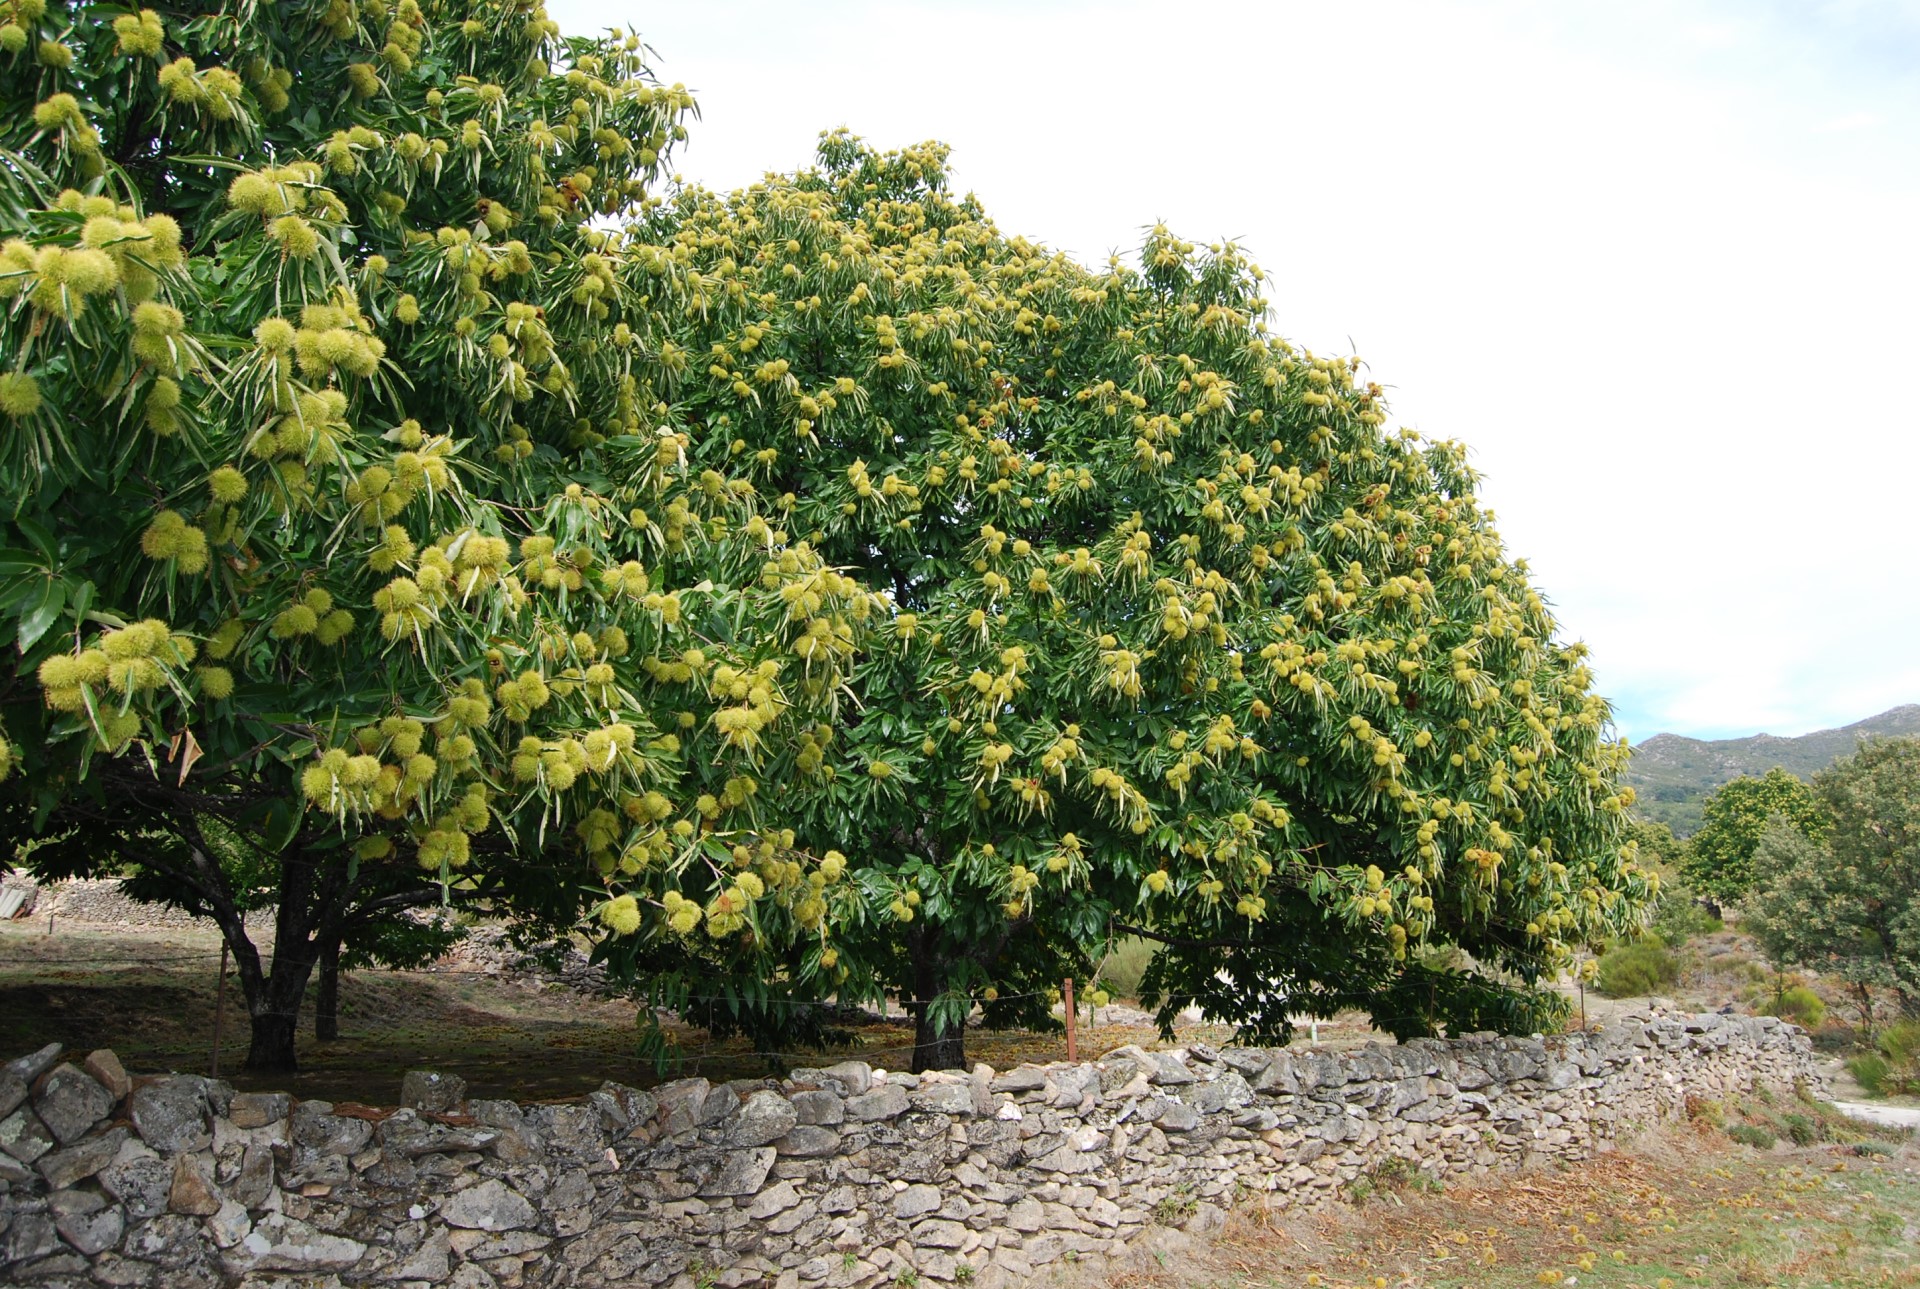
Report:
0,1012,1819,1289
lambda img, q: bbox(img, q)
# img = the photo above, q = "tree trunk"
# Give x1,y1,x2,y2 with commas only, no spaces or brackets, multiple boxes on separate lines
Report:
315,937,341,1042
906,927,966,1072
911,1004,967,1073
246,1007,299,1074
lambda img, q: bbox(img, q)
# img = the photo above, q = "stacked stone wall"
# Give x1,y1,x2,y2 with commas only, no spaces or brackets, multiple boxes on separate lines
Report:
0,1012,1820,1288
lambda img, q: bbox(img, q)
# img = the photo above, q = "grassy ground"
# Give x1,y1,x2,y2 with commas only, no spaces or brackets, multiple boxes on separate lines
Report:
1112,1121,1920,1289
0,920,1302,1100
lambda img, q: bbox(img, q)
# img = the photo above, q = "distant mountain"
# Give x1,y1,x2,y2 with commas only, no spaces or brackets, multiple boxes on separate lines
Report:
1625,704,1920,837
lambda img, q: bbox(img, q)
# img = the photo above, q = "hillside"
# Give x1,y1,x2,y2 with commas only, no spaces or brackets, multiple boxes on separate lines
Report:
1626,704,1920,836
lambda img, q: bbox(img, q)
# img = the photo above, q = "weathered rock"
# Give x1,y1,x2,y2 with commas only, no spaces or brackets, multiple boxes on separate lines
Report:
440,1178,537,1232
894,1183,942,1219
0,1104,55,1163
0,1070,25,1121
82,1050,132,1104
33,1063,116,1144
789,1089,844,1126
729,1090,798,1147
36,1126,126,1189
386,1227,452,1280
227,1091,290,1129
99,1142,171,1220
6,1042,63,1087
54,1201,124,1255
169,1152,223,1216
845,1084,910,1122
207,1196,252,1249
776,1125,841,1156
694,1144,776,1197
400,1070,468,1115
129,1077,211,1154
231,1213,367,1273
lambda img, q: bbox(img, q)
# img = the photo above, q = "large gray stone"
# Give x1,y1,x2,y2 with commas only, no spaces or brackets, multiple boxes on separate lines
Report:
440,1178,536,1232
230,1213,367,1273
384,1227,451,1280
0,1104,55,1163
845,1084,909,1122
129,1078,212,1153
893,1184,942,1219
728,1091,797,1147
911,1082,974,1115
54,1202,124,1255
0,1070,26,1121
789,1089,845,1126
4,1212,61,1265
36,1126,126,1189
231,1142,274,1210
693,1145,776,1197
34,1063,116,1144
291,1107,374,1156
100,1146,171,1220
6,1043,63,1087
400,1070,468,1116
775,1126,841,1157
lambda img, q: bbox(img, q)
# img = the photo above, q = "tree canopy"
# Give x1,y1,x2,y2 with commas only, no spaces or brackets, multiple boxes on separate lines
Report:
0,0,869,1071
1745,738,1920,1024
1679,767,1825,907
588,134,1654,1065
1,2,1651,1074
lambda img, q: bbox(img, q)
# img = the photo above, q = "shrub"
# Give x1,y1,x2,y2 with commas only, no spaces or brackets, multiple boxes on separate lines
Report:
1781,1113,1818,1146
1847,1053,1892,1096
1877,1020,1920,1064
1649,887,1722,948
1595,938,1680,998
1727,1124,1776,1149
1766,987,1827,1029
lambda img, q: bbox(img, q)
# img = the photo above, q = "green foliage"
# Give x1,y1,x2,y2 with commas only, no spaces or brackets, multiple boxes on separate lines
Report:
1594,936,1679,997
1765,986,1826,1029
617,132,1652,1061
1726,1124,1776,1149
1848,1053,1893,1096
1744,738,1920,1025
0,2,1652,1071
1679,768,1825,905
0,0,868,1070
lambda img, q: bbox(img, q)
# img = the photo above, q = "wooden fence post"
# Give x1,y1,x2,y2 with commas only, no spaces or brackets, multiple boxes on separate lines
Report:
1063,977,1076,1063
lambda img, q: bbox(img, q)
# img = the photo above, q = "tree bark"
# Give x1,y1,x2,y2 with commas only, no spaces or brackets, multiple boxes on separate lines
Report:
246,1007,299,1074
315,936,341,1042
906,927,966,1072
911,1004,967,1073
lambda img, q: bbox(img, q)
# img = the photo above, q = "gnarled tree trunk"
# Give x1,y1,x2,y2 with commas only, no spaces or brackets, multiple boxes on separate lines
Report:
314,935,342,1042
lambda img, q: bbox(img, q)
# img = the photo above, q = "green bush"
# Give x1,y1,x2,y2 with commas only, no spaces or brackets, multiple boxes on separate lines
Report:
1766,987,1827,1029
1649,889,1722,948
1595,938,1681,998
1781,1113,1819,1146
1727,1124,1776,1149
1847,1053,1892,1095
1877,1020,1920,1064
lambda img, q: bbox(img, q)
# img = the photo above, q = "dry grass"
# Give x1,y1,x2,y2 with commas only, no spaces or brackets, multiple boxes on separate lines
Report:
1109,1123,1920,1289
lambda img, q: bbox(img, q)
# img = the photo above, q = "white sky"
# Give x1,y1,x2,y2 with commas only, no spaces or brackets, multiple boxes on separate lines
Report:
553,0,1920,743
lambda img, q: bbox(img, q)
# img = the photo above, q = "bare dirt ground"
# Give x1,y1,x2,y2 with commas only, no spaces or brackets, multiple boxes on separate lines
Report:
1,919,1350,1100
